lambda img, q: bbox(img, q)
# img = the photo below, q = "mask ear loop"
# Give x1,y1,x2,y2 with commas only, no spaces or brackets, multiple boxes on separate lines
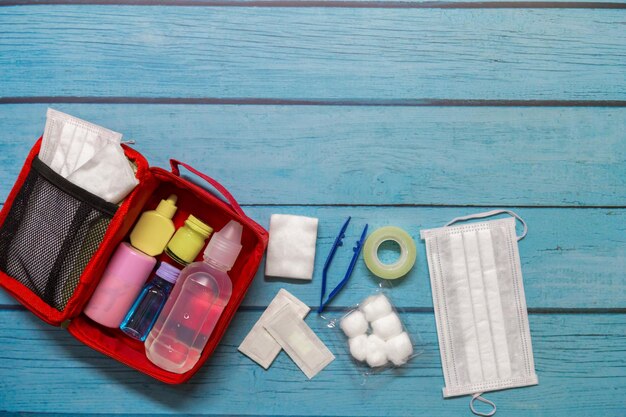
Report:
470,393,497,417
445,209,527,241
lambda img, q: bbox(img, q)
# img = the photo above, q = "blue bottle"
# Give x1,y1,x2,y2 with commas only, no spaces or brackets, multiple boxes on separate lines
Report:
120,262,181,341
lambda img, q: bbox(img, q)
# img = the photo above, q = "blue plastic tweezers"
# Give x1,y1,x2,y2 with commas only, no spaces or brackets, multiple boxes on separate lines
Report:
318,217,368,314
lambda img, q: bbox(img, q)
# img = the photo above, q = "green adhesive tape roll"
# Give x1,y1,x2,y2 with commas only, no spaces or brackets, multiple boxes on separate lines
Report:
363,226,416,280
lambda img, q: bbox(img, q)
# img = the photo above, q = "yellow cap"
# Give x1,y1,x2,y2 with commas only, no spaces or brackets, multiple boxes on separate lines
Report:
156,194,178,219
185,215,213,237
165,215,213,265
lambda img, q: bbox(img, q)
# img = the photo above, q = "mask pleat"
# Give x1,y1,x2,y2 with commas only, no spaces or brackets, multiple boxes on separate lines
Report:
477,229,512,379
51,122,78,176
490,225,525,379
462,230,498,381
430,236,461,388
41,118,62,166
449,233,484,383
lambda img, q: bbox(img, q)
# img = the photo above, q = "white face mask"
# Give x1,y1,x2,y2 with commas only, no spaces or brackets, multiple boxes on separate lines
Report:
65,140,138,204
40,108,138,204
41,108,121,177
420,210,538,417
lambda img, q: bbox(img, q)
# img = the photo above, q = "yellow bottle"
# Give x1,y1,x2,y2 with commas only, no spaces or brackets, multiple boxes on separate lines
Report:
165,215,213,265
130,194,178,256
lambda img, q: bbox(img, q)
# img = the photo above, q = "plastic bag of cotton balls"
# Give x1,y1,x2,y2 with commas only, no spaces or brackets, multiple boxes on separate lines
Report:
339,293,414,369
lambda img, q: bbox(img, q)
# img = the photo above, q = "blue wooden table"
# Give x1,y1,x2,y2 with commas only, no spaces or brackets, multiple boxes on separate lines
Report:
0,2,625,416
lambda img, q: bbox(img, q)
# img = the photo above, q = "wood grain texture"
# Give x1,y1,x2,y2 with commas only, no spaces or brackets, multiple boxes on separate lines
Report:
0,104,624,206
0,0,624,414
4,0,626,5
0,310,624,416
1,8,625,100
0,206,624,309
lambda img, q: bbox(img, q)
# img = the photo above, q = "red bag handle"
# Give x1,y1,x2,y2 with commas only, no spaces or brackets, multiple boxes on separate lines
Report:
170,159,244,217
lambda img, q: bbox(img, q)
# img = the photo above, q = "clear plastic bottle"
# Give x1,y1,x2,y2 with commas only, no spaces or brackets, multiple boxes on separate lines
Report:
120,262,181,341
145,220,243,373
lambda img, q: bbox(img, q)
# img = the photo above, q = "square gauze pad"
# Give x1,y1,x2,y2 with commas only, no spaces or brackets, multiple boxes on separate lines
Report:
265,214,319,280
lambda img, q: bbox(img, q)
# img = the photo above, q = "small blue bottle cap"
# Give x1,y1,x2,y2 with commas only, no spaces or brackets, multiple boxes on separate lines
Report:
155,262,181,284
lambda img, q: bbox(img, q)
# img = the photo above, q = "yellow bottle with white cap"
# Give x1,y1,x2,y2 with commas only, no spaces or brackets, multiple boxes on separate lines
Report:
130,194,178,256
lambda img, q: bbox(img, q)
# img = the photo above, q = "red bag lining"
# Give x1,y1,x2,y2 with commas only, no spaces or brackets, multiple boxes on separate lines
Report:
68,166,268,384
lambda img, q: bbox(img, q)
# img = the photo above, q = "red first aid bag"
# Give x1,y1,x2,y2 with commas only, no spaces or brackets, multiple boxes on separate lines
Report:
0,138,268,384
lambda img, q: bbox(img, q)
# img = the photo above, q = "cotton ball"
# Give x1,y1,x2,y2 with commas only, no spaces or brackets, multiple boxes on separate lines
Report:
340,310,368,338
371,312,403,341
359,294,392,322
385,332,413,366
348,334,368,362
366,334,388,368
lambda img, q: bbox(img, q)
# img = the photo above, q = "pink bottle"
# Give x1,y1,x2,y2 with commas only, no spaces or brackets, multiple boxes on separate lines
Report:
145,220,242,373
84,242,156,328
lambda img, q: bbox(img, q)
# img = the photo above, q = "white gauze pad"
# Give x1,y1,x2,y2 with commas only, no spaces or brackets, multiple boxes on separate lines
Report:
340,310,368,338
385,332,413,366
265,214,319,280
360,294,392,322
238,289,310,369
264,304,335,379
349,334,368,362
366,334,388,367
371,312,403,341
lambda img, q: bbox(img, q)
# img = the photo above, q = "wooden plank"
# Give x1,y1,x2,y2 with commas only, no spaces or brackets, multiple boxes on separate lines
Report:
0,310,623,415
0,104,624,206
1,9,625,100
0,206,624,308
5,0,626,5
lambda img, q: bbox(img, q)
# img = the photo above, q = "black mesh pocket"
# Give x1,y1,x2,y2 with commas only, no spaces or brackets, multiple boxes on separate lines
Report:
0,157,118,311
